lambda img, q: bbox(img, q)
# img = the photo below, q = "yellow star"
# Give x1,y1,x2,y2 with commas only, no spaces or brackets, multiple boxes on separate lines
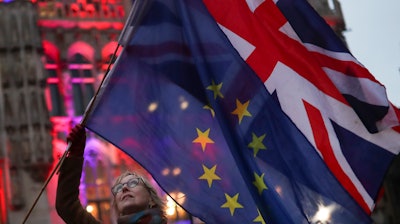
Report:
231,99,251,124
203,105,215,117
253,172,268,195
192,128,214,151
198,164,221,187
248,133,267,157
206,80,224,99
221,193,243,216
253,209,266,224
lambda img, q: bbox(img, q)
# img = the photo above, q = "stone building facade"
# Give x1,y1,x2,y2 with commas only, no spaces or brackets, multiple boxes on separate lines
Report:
0,1,53,223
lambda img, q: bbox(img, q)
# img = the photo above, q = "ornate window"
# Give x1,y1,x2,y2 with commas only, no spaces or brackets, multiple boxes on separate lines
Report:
69,53,95,116
45,54,65,116
82,140,112,224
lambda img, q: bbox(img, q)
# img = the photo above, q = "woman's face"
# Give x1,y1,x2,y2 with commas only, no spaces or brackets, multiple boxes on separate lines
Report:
114,175,152,215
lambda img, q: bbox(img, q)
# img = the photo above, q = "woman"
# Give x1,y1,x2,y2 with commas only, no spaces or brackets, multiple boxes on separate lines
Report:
56,124,167,224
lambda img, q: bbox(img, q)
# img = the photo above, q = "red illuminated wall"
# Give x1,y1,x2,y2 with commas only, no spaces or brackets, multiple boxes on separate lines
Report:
0,159,7,224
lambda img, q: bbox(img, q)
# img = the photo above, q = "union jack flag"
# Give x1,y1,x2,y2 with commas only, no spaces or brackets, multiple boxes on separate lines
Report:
204,0,400,214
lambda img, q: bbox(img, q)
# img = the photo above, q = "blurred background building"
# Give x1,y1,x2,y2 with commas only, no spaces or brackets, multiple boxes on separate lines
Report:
0,0,398,223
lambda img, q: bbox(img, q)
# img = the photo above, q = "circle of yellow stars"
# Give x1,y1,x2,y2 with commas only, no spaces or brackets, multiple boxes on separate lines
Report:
186,80,270,223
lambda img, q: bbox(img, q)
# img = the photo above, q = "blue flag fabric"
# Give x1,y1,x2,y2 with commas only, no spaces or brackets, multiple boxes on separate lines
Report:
86,0,379,223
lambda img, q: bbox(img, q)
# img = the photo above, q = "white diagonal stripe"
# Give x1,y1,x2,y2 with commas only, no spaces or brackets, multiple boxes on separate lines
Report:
218,24,255,60
246,0,265,12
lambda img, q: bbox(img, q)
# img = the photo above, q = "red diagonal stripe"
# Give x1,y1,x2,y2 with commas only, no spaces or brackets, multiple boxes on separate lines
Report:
311,51,381,81
204,0,348,105
304,100,371,213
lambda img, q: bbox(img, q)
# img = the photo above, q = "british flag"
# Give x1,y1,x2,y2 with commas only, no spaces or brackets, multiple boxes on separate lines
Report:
204,0,400,214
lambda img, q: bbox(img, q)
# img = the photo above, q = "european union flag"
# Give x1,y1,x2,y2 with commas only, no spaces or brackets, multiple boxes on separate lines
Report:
86,0,374,223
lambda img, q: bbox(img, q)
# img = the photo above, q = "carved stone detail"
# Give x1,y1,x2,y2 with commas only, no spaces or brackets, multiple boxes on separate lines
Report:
0,1,53,210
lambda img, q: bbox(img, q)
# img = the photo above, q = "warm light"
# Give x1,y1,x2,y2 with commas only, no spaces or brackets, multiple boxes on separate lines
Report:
180,101,188,110
172,167,181,176
312,203,336,223
148,102,158,112
86,205,94,213
166,196,175,207
166,196,177,216
179,96,189,110
165,193,187,219
96,178,104,184
176,192,186,204
166,207,175,216
275,186,282,196
161,168,170,176
169,192,186,204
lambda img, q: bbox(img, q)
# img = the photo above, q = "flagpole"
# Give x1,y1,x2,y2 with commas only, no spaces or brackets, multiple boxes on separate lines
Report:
20,1,151,223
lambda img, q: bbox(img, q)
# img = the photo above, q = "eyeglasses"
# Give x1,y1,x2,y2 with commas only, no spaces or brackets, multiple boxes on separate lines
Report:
111,177,142,195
